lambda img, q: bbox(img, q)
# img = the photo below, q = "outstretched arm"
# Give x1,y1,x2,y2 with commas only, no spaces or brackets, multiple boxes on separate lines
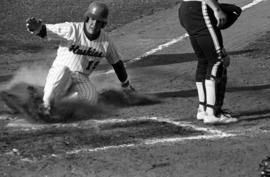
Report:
26,17,74,41
204,0,227,28
104,34,135,92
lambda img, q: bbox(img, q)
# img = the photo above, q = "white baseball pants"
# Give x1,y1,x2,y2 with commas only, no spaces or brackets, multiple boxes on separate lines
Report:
43,66,98,107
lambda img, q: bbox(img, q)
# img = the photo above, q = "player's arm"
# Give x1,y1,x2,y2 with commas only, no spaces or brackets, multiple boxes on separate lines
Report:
105,38,135,92
111,60,134,91
204,0,227,28
26,17,74,41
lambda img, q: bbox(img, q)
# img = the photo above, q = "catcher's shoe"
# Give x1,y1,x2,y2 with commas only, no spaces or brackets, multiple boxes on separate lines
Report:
203,113,238,124
216,109,233,117
196,108,206,120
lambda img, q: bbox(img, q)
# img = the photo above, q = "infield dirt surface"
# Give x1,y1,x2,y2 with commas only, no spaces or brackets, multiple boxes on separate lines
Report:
0,0,270,177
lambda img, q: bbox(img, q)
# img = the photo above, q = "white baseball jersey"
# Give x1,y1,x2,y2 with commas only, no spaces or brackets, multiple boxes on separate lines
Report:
46,22,121,76
43,22,120,105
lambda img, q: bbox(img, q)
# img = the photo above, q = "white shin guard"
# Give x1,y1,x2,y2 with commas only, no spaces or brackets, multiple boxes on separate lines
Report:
205,79,216,115
196,82,205,110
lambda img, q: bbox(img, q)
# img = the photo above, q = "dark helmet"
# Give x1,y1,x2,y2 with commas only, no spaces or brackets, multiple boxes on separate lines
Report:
84,1,109,23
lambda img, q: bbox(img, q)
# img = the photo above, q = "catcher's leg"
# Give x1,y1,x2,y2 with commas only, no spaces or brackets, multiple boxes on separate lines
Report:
215,65,227,113
205,60,227,116
189,36,208,120
193,23,224,117
195,60,208,110
204,61,237,124
195,59,208,120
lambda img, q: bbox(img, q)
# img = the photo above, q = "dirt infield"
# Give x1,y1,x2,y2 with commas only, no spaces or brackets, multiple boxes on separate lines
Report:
1,0,270,177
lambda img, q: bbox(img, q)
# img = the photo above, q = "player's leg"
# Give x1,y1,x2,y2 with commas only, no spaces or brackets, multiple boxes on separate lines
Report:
198,31,222,117
201,2,232,118
215,64,227,114
178,1,208,120
68,72,98,105
197,34,237,124
196,2,237,124
195,63,207,120
189,36,208,120
204,25,228,115
43,66,72,110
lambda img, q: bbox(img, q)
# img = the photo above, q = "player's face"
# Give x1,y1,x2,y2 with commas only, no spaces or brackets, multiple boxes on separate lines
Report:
85,17,103,35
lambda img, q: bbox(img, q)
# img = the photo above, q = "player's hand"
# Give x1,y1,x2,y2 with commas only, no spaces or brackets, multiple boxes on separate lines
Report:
122,84,137,105
26,17,42,34
122,84,136,96
214,8,227,28
222,55,230,67
218,49,230,67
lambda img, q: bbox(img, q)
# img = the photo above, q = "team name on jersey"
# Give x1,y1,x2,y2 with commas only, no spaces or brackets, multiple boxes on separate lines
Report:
69,44,103,57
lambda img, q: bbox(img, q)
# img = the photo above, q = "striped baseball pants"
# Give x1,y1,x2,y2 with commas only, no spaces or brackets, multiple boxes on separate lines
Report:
43,66,98,107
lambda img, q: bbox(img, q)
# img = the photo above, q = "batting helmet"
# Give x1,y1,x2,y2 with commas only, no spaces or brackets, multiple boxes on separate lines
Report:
84,1,109,23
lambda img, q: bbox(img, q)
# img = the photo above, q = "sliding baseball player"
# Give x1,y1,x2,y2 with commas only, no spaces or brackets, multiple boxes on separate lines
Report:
26,1,135,119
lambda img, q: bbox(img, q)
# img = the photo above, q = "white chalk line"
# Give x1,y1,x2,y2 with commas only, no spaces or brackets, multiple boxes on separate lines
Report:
95,116,232,137
17,116,270,162
11,115,270,162
7,116,235,161
6,116,228,137
129,33,189,63
17,126,269,163
66,133,233,156
241,0,267,11
104,0,266,75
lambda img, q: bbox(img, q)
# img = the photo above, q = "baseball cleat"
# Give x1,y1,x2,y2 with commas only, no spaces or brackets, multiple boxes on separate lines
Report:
203,113,238,124
196,108,206,120
218,109,234,118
